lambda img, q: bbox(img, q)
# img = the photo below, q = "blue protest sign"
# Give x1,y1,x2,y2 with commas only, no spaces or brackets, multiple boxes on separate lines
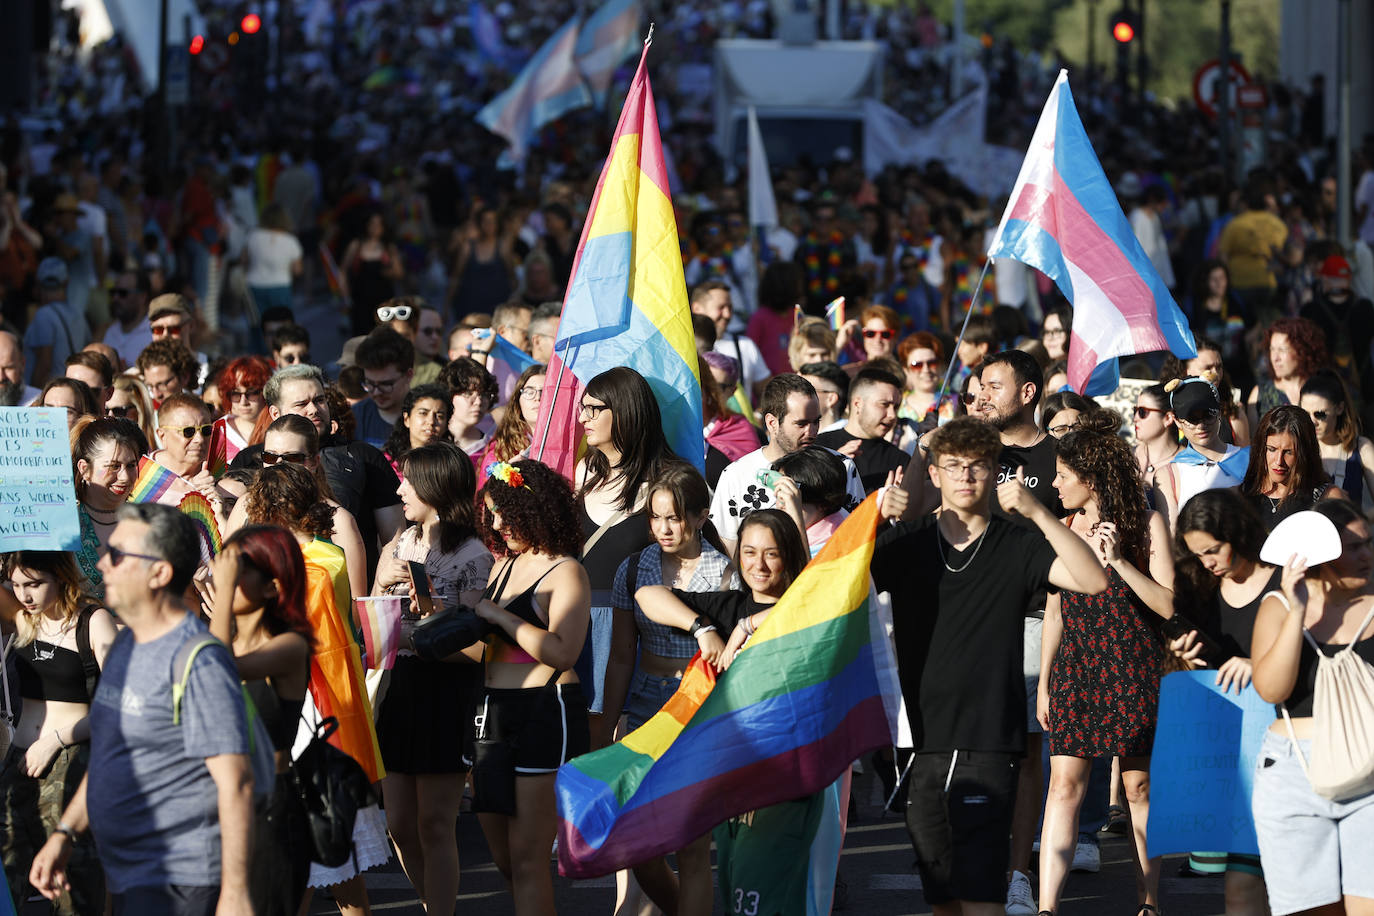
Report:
0,407,82,553
1147,670,1274,857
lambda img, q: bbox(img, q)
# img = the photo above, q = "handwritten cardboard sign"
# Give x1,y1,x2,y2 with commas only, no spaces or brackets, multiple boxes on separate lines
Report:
0,407,81,553
1147,670,1274,857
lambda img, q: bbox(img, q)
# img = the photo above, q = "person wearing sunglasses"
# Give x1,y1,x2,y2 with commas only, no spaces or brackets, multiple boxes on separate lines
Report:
1131,383,1180,485
897,331,960,436
1301,370,1374,516
107,376,157,443
836,304,900,370
100,266,151,370
152,393,228,523
214,356,271,461
1152,377,1251,529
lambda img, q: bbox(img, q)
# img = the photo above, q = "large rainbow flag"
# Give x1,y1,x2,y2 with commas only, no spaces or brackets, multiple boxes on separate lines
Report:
554,493,901,877
530,37,703,478
128,457,221,563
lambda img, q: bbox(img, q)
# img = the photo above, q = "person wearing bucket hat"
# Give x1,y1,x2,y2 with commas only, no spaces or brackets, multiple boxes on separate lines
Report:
22,257,90,388
1152,377,1250,528
1250,498,1374,916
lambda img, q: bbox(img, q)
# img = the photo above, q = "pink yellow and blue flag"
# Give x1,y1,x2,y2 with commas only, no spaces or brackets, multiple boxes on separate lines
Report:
574,0,642,109
986,70,1195,395
554,492,901,878
476,14,593,167
531,37,704,476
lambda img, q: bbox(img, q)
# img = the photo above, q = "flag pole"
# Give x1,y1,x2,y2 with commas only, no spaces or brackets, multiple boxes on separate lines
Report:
935,258,993,404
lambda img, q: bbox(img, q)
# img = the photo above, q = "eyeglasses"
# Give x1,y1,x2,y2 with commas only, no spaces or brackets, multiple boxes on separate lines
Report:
105,405,137,419
863,329,896,340
1310,409,1331,422
908,359,938,370
519,386,544,401
227,387,263,401
937,461,993,480
377,305,413,322
1042,327,1067,338
106,545,163,566
150,322,184,338
160,424,214,439
1048,422,1079,436
362,377,403,395
578,402,609,420
1134,405,1166,419
262,449,309,465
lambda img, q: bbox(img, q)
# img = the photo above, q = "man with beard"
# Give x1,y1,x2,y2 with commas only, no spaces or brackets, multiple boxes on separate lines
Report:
814,367,909,494
0,331,39,406
101,267,152,370
709,373,866,556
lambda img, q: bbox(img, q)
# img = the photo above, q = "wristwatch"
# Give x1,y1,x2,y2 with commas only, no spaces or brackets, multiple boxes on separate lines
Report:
56,822,80,843
688,616,709,637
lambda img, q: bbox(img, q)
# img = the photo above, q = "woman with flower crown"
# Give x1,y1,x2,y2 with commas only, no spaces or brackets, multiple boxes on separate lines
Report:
371,442,493,915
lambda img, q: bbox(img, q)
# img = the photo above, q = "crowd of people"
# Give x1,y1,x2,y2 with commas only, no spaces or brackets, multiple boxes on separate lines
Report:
0,2,1370,916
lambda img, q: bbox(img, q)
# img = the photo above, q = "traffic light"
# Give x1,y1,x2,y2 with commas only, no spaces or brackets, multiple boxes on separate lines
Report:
1110,9,1137,44
189,34,204,55
241,13,262,34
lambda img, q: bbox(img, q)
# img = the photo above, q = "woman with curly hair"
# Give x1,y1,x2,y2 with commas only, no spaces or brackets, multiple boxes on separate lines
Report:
373,444,492,915
381,383,452,477
1246,316,1328,429
215,356,272,459
1037,409,1175,916
475,363,545,484
471,458,590,916
207,526,315,916
1238,404,1341,532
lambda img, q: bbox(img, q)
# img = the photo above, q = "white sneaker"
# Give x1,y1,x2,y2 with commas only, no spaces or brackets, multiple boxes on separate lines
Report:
1005,869,1036,915
1070,838,1101,873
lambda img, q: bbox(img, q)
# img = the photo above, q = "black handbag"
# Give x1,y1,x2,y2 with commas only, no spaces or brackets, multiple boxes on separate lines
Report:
409,604,493,660
470,735,518,815
289,717,378,867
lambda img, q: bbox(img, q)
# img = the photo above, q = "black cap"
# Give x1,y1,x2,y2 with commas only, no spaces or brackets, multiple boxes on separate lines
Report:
1168,377,1220,423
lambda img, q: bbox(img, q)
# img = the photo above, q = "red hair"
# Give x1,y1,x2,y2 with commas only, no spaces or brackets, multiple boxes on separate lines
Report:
1264,317,1329,380
897,331,944,364
216,356,273,395
223,524,316,648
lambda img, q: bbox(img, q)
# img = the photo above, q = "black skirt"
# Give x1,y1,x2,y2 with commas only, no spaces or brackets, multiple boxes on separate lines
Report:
376,654,478,774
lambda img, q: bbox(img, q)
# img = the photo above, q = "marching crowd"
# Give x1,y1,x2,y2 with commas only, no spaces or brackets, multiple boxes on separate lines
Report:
0,3,1372,916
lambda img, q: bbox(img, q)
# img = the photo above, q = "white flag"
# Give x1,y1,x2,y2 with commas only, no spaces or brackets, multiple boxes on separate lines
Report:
747,107,778,230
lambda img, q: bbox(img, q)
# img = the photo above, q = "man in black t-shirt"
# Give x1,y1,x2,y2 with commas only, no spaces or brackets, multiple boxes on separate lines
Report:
872,417,1106,915
814,367,909,495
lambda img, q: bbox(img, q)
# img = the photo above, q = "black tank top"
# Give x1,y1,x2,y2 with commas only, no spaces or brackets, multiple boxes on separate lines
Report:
16,640,87,703
1284,631,1374,717
483,558,570,629
244,679,305,752
1211,566,1282,659
580,506,651,592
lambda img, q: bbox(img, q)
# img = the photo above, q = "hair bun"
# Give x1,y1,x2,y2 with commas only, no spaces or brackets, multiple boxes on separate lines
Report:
1163,378,1181,393
1077,408,1123,436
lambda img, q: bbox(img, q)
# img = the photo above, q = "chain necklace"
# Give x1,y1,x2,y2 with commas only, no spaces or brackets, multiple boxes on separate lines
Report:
935,520,990,573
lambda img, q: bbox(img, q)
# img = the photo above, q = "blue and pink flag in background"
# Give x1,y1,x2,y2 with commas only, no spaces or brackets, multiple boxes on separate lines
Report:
574,0,642,109
987,70,1195,395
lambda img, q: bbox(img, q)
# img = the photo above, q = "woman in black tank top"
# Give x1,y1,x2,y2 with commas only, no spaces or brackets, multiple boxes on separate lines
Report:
209,526,315,916
0,550,114,915
575,368,679,749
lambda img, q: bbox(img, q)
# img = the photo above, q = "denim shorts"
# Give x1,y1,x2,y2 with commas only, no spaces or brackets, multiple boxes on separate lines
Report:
1252,730,1374,915
624,669,683,731
573,605,615,715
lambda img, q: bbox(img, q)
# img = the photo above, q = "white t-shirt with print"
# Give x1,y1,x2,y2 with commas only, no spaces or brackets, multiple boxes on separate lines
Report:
709,446,867,543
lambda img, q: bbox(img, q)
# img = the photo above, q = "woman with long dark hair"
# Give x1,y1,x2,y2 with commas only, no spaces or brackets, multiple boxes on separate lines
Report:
208,525,315,916
381,383,452,477
1300,369,1374,516
0,551,113,914
1132,384,1180,487
472,458,590,916
341,211,404,336
576,367,678,747
1238,405,1341,531
71,417,147,597
1037,410,1175,916
374,443,492,915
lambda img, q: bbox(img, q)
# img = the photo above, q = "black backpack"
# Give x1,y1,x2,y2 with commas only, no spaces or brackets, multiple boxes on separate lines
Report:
289,716,378,867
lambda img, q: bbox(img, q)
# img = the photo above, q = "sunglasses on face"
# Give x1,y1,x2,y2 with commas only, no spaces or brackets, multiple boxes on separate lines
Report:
106,544,162,566
105,405,137,419
227,388,262,401
1310,409,1331,422
151,323,184,338
1179,409,1219,426
909,359,938,370
262,449,309,465
863,329,896,340
1134,405,1166,419
377,305,413,322
362,377,403,395
160,424,214,439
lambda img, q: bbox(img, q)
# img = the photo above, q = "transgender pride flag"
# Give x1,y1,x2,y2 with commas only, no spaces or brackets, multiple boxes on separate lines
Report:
987,70,1195,395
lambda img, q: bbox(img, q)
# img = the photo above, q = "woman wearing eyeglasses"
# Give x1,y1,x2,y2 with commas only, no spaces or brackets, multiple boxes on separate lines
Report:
215,356,271,460
1132,384,1180,485
1041,391,1095,440
341,211,404,336
71,417,147,599
149,393,233,527
1237,405,1341,533
382,384,452,479
439,357,499,459
897,331,960,436
1152,378,1252,528
1300,369,1374,517
1041,304,1072,362
476,364,545,486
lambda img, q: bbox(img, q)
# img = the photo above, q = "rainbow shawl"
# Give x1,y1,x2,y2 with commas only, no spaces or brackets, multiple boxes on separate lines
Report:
554,492,901,877
128,457,221,563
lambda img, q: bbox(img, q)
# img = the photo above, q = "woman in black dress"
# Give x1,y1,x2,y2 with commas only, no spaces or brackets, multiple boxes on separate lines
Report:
1037,410,1176,916
1238,404,1342,531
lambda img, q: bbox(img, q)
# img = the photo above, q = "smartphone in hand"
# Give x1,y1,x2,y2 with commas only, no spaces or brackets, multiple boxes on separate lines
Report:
408,561,436,616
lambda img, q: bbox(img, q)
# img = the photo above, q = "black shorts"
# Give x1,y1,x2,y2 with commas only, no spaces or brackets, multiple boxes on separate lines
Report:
904,750,1020,905
474,684,590,774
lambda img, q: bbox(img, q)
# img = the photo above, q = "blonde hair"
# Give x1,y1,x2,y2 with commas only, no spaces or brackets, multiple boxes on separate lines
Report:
112,375,157,442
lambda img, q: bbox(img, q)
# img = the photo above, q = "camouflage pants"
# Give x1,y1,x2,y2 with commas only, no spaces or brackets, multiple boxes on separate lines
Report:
0,742,104,915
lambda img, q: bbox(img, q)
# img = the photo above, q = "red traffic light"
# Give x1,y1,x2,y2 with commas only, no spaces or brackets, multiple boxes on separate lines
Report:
241,13,262,34
189,34,205,54
1113,20,1135,43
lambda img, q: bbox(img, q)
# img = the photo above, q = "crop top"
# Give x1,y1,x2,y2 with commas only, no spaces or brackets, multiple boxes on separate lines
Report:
484,558,571,665
1274,592,1374,717
244,679,305,752
16,640,90,704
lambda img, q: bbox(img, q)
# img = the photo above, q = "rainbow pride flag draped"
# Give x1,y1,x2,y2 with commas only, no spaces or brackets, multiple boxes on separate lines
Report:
530,38,703,478
128,457,221,563
555,493,901,877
